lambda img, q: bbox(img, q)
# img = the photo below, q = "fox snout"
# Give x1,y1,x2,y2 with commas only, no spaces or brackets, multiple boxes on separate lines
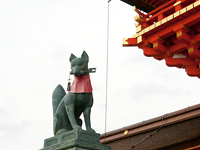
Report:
70,66,85,76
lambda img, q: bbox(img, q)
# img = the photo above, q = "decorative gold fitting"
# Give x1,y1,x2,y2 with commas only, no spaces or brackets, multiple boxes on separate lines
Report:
195,59,200,62
124,130,129,135
183,24,190,30
153,42,158,47
158,36,165,41
193,39,200,46
177,31,182,37
168,50,173,56
188,47,194,53
146,40,151,46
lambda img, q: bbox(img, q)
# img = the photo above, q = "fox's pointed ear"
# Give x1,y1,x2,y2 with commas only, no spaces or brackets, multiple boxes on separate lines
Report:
69,53,77,62
81,51,89,62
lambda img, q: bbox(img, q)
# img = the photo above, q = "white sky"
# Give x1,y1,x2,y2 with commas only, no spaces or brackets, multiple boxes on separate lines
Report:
0,0,199,149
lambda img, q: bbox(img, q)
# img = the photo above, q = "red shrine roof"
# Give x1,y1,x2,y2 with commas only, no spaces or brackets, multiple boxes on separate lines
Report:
121,0,171,12
123,0,200,78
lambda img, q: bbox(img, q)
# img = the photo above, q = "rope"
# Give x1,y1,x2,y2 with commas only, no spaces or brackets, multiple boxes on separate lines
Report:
104,0,112,141
128,114,167,149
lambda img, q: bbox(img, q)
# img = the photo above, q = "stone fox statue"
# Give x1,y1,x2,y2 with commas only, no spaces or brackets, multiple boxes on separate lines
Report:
52,51,96,135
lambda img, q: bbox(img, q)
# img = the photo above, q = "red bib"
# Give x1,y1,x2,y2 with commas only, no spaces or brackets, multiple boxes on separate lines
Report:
69,75,93,93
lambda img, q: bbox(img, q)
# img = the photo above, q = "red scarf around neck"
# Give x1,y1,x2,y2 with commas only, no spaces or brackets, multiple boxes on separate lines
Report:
69,74,93,93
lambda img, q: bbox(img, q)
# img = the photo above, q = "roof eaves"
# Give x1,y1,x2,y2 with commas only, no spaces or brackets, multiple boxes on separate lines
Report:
100,103,200,143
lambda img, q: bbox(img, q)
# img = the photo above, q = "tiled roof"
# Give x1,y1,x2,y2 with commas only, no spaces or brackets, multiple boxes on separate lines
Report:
101,103,200,147
121,0,171,13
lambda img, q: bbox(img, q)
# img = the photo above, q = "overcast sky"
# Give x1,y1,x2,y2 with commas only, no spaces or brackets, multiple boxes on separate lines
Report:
0,0,199,150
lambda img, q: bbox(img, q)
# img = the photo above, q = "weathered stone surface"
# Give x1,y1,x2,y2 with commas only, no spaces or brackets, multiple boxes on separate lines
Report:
52,51,96,135
41,129,111,150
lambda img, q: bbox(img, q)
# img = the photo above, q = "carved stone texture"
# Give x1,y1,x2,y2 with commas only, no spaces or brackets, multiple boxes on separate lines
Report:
40,129,111,150
53,51,96,136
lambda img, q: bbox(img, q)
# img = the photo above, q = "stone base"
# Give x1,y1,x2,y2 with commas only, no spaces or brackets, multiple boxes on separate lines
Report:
40,129,111,150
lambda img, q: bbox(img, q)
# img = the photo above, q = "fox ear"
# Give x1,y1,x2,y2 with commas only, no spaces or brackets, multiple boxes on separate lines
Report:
81,51,89,62
69,53,77,62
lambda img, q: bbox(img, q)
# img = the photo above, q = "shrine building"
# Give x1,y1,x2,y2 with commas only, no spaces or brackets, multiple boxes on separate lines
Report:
100,0,200,149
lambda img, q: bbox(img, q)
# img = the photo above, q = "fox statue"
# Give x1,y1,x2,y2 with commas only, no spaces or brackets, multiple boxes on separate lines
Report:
52,51,96,135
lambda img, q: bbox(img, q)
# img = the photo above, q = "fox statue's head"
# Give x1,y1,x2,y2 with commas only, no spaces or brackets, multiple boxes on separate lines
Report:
69,51,89,76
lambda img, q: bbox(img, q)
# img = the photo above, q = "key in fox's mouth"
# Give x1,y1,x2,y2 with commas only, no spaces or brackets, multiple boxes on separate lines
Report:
70,68,96,76
70,70,86,76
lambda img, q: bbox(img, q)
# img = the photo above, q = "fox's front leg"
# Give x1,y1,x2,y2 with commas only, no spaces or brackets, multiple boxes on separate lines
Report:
64,93,81,130
84,94,95,133
84,107,95,132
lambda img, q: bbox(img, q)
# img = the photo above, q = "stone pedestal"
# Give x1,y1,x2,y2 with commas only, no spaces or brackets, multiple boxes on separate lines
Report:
40,129,111,150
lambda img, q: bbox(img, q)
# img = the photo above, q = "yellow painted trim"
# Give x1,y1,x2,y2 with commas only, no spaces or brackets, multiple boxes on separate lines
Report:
161,18,168,24
137,36,142,43
149,24,155,30
156,21,161,27
123,38,129,45
187,4,194,11
139,30,144,36
174,11,180,18
167,14,173,22
134,15,144,22
180,7,187,14
194,0,200,8
136,25,142,33
132,33,138,38
144,27,150,33
135,23,139,27
174,1,181,6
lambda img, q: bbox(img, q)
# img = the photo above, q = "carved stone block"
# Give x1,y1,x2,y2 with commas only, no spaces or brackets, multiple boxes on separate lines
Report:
40,129,111,150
